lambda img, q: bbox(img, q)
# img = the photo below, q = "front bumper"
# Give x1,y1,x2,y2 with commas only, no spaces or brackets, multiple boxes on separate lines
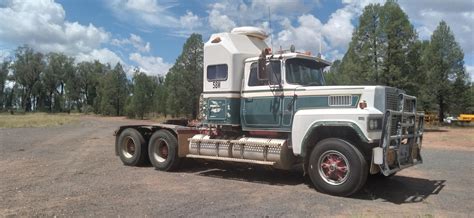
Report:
372,93,424,175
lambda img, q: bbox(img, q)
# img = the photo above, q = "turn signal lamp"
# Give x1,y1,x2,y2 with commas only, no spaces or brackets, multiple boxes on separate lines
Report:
359,100,367,109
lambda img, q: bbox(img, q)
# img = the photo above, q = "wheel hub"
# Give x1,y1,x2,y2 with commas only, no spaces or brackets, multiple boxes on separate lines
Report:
122,136,136,159
318,150,350,185
153,139,169,163
160,144,169,159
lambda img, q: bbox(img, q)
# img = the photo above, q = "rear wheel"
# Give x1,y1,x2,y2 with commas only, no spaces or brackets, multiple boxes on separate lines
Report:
117,128,149,166
148,130,181,171
308,138,368,196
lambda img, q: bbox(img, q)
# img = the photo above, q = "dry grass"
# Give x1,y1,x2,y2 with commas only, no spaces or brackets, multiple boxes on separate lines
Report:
0,113,79,128
149,115,173,123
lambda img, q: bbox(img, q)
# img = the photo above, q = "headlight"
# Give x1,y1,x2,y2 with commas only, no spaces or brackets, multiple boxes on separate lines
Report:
368,117,383,131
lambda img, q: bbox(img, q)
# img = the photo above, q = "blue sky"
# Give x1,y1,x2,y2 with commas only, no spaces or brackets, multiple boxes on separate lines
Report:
0,0,473,80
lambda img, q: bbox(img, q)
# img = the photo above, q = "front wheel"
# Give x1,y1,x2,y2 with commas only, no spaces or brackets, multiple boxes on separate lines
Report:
148,130,181,171
308,138,368,196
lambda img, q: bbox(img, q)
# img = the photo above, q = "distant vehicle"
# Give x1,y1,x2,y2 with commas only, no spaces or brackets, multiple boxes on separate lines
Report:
444,116,455,124
458,114,474,122
114,27,425,196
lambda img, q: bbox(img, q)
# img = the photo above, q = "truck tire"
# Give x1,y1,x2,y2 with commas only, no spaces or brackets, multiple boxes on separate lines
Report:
308,138,368,196
148,130,181,171
117,128,149,166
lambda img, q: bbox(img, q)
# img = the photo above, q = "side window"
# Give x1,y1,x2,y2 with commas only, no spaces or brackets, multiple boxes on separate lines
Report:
248,61,281,86
207,64,228,81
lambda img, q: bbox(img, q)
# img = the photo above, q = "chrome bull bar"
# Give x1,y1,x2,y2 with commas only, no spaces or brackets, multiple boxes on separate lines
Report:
374,93,424,176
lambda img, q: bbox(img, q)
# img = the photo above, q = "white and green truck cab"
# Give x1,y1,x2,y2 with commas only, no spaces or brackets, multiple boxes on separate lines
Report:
115,27,424,196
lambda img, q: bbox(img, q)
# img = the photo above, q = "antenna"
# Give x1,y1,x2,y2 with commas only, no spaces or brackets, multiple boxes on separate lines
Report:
318,33,322,58
268,6,273,51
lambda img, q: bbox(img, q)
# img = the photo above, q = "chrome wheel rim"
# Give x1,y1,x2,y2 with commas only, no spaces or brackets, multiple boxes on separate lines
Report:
318,150,350,185
153,139,169,163
122,136,136,159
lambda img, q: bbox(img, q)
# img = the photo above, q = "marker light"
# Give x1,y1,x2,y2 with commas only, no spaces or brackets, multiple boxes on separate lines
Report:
359,100,367,109
211,37,221,43
264,47,272,54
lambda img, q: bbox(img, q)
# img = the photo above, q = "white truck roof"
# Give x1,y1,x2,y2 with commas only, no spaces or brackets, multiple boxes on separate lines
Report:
203,27,268,93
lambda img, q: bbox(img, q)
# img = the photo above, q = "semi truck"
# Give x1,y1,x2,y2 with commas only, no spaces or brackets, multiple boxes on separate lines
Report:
114,27,425,196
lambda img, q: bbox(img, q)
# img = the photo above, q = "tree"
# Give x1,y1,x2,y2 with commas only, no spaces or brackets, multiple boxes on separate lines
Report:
324,59,341,85
165,33,203,118
126,70,158,119
154,76,167,117
43,53,62,112
91,61,110,114
11,46,45,112
336,1,420,95
417,40,435,110
99,63,128,116
379,0,419,92
0,61,9,109
338,3,385,85
424,21,469,121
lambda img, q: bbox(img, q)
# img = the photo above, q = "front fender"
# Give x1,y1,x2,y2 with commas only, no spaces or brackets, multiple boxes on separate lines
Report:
291,108,380,156
300,121,369,158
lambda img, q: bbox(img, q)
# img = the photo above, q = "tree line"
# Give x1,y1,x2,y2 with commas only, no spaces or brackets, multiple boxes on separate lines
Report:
325,0,473,121
0,34,203,119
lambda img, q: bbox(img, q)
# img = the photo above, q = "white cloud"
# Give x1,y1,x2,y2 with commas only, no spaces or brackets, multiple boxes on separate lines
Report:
0,0,174,77
0,0,110,56
341,0,474,56
277,15,323,51
76,48,124,66
129,53,171,76
205,0,321,33
107,0,180,28
0,49,10,61
0,0,127,67
398,0,474,54
124,0,160,13
321,7,355,48
203,0,371,61
106,0,204,37
112,34,151,53
208,3,237,32
466,65,474,81
180,11,202,30
275,10,354,61
251,0,314,13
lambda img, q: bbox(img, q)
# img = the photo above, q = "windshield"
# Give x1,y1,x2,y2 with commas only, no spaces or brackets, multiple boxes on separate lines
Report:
285,58,325,86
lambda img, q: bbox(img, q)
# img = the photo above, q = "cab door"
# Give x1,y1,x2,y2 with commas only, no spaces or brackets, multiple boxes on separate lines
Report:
241,61,284,130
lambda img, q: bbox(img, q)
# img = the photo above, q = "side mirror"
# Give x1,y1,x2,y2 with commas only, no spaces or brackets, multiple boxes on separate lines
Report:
257,51,269,81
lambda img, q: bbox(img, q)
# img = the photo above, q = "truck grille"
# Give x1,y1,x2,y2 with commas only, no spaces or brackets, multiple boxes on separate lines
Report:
385,88,400,135
384,87,417,135
385,88,399,111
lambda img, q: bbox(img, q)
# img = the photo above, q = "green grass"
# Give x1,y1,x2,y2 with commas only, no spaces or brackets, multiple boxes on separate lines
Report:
0,113,79,128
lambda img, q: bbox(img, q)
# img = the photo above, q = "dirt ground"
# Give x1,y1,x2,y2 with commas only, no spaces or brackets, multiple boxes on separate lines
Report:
0,116,473,217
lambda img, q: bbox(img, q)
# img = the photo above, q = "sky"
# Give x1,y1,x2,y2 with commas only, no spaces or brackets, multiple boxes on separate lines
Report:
0,0,473,80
